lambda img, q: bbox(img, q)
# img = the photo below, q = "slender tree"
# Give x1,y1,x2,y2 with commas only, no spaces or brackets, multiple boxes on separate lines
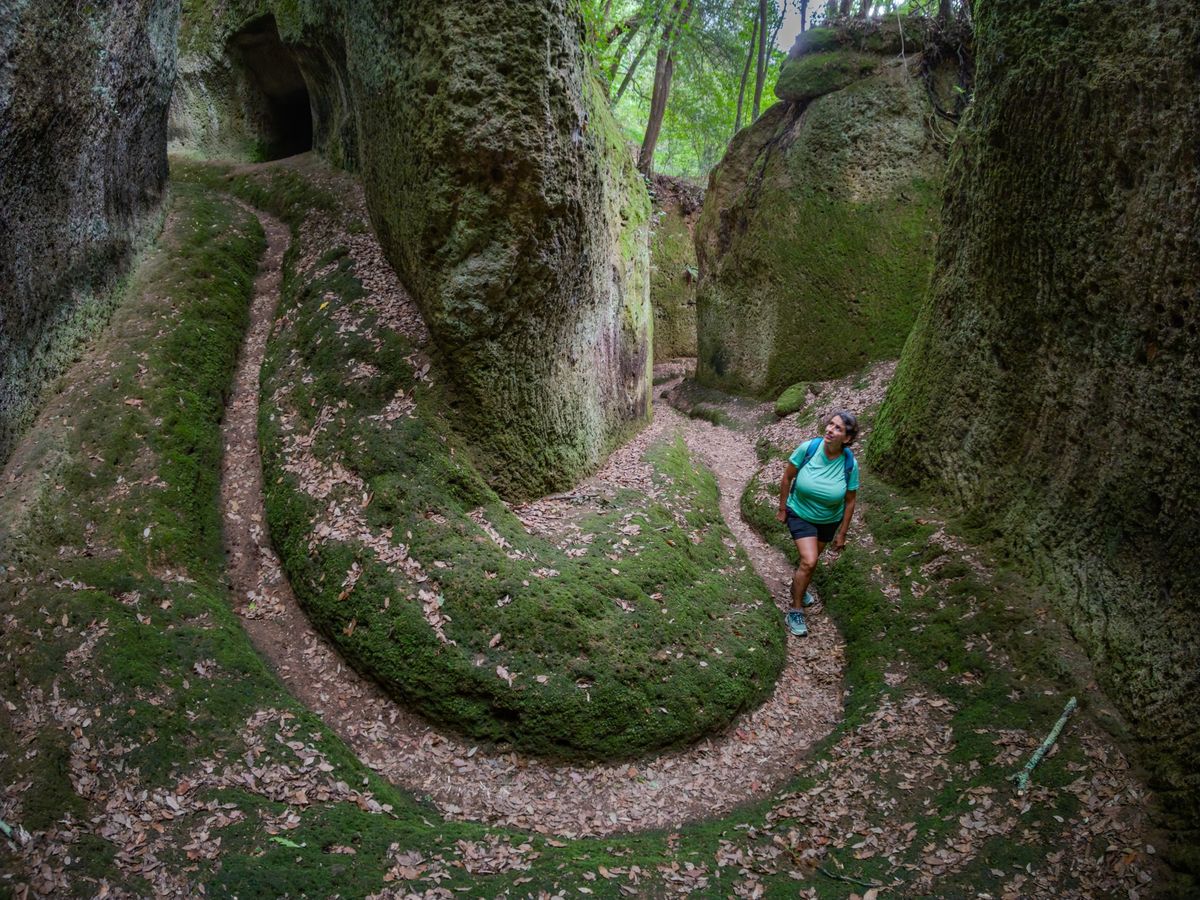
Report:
751,0,768,121
638,0,697,175
733,11,759,134
607,0,668,89
768,0,788,57
614,1,670,103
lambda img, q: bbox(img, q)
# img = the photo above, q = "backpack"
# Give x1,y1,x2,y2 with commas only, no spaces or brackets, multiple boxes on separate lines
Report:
796,437,855,486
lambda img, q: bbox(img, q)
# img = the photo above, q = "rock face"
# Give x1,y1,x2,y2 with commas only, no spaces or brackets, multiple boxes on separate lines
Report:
0,0,179,463
694,19,948,398
344,1,650,498
177,0,651,498
172,5,357,168
649,175,703,359
870,1,1200,863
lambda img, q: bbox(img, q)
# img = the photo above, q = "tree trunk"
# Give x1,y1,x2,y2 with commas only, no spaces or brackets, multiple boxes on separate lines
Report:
858,0,871,16
613,1,668,103
638,0,695,176
769,0,788,54
751,0,768,122
607,15,644,85
839,0,852,16
734,12,759,135
799,0,809,32
937,0,951,26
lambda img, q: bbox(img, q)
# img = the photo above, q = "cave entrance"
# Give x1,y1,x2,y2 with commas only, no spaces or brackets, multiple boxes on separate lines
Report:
228,15,312,159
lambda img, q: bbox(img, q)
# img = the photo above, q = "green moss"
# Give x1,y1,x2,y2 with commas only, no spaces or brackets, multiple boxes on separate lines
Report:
774,50,879,103
180,159,783,760
774,381,814,417
696,60,947,398
869,1,1200,863
0,188,1168,891
649,200,698,359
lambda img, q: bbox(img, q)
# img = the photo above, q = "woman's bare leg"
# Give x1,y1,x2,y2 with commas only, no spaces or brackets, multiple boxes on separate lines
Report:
791,537,824,610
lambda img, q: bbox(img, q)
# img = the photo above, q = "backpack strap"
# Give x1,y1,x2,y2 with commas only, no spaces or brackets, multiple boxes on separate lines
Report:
798,437,822,471
795,440,856,489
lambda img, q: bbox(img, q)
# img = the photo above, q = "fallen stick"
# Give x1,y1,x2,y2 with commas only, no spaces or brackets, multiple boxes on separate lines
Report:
817,865,886,889
1010,696,1078,794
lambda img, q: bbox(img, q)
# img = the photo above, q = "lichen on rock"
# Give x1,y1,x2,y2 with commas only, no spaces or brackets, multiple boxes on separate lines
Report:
0,0,179,463
869,0,1200,867
649,175,703,360
694,19,953,397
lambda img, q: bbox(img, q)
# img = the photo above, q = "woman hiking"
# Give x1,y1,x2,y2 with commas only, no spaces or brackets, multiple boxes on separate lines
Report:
775,410,859,637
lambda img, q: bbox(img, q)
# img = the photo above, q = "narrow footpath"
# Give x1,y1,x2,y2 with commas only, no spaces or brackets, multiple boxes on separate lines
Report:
217,204,845,837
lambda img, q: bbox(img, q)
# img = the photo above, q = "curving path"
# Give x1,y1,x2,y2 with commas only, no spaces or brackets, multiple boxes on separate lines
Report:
219,202,845,838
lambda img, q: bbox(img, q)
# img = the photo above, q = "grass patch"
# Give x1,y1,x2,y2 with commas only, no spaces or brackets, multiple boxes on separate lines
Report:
774,380,814,417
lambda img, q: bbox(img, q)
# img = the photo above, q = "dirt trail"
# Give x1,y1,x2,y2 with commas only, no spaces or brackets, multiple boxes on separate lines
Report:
219,206,845,838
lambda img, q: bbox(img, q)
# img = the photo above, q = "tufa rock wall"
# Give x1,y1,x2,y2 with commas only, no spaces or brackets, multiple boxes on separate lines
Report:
176,0,651,497
694,19,950,398
649,175,702,359
343,0,651,498
869,0,1200,865
0,0,179,463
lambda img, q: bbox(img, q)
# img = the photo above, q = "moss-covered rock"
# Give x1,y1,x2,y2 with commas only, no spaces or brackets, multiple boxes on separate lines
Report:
694,23,952,397
0,0,178,463
177,1,652,499
649,175,702,359
343,2,651,498
869,0,1200,864
774,49,880,103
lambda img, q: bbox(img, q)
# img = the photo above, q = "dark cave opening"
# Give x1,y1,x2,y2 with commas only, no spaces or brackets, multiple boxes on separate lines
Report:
228,15,313,160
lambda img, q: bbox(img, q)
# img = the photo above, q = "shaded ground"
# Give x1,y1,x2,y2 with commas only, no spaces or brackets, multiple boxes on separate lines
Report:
0,157,1177,898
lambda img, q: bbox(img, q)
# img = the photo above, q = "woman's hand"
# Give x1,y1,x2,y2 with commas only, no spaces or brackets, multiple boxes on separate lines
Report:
776,508,787,523
832,532,847,552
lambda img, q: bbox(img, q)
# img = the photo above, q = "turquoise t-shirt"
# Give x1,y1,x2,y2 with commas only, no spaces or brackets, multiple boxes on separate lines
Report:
787,440,860,524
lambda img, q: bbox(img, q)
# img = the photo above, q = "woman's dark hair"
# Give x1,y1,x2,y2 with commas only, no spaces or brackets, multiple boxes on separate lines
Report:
829,409,859,445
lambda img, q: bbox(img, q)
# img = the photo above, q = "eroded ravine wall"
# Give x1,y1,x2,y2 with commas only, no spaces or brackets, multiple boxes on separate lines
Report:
177,0,651,498
870,1,1200,864
0,0,180,463
694,20,951,398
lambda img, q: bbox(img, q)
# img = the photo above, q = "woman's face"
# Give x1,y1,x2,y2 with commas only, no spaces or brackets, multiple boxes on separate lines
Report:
824,415,851,448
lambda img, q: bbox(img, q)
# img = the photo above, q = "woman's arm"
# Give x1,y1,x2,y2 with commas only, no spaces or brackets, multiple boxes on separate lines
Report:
776,462,798,523
833,489,857,550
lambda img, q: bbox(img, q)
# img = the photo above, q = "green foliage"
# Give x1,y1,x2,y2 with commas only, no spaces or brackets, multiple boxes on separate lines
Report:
592,0,790,179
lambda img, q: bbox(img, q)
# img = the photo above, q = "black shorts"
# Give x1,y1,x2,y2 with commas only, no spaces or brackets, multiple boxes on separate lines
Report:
785,511,838,543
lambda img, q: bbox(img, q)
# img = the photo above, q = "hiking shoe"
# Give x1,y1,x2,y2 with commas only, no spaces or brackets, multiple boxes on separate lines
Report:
802,590,817,608
786,610,808,637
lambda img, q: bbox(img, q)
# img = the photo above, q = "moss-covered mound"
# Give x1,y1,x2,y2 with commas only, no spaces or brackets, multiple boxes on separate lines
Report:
649,175,703,359
180,157,784,761
869,0,1200,870
693,20,952,398
0,0,177,464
